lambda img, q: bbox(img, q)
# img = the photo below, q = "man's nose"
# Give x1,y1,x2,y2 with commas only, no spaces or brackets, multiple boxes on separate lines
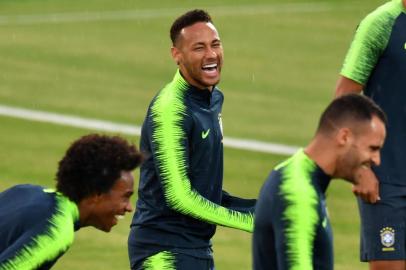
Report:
125,202,133,213
372,152,381,166
205,47,217,58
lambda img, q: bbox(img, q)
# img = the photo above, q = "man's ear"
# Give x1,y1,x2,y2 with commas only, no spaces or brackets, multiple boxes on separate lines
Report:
336,127,352,146
171,46,181,65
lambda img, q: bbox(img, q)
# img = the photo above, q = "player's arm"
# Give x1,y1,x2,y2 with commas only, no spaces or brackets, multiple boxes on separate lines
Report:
352,166,380,203
150,119,253,232
221,190,256,214
148,85,253,232
335,76,363,97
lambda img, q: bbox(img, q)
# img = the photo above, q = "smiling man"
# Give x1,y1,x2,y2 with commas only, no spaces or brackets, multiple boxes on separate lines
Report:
253,94,387,270
128,9,256,270
0,134,143,270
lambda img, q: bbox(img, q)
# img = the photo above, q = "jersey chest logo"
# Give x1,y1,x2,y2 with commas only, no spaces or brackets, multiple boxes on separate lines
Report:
201,129,210,139
380,227,395,251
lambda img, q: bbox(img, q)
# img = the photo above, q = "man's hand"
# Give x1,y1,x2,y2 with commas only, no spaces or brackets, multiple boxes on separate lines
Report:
352,166,380,203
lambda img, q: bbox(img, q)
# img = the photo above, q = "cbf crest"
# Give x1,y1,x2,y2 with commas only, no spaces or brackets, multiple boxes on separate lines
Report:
380,227,395,251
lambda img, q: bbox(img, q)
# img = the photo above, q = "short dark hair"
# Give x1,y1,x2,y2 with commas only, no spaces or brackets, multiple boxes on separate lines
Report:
170,9,212,45
56,134,143,203
317,94,387,134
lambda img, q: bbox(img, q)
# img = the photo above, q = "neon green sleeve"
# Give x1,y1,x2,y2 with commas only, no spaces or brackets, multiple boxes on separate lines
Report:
341,1,401,84
150,71,253,232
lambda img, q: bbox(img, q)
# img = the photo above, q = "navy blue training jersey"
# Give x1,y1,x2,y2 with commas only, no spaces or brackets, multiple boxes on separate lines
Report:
341,0,406,186
129,70,255,260
0,185,79,270
253,150,333,270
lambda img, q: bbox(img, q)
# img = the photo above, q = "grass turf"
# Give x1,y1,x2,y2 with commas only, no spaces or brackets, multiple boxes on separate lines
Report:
0,0,386,269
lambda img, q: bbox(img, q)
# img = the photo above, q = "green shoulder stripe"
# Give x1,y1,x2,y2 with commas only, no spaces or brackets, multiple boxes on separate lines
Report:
280,150,319,270
151,70,253,232
341,0,403,84
0,192,79,270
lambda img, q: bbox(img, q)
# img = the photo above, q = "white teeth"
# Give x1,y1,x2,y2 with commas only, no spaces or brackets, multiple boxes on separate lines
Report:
115,215,124,220
203,63,217,68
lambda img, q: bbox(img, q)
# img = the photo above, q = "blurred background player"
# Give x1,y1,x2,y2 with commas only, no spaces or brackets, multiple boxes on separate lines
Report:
128,9,256,270
336,0,406,269
0,134,142,270
253,94,386,270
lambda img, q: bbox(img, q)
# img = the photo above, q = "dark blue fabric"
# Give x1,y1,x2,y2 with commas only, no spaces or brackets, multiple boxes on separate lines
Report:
358,183,406,261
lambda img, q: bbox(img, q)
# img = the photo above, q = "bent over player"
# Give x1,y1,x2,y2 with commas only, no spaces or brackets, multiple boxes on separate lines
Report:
128,9,256,270
0,134,142,270
253,94,387,270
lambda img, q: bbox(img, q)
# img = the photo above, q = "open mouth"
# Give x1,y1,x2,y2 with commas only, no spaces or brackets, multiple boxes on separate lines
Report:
112,214,125,225
360,163,372,169
115,214,125,220
202,63,217,72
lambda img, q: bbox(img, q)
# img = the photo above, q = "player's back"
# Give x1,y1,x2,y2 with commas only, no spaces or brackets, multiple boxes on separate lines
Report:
0,184,56,253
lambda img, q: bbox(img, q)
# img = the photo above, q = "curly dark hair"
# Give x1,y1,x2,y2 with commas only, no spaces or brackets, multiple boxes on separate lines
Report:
56,134,143,203
170,9,212,45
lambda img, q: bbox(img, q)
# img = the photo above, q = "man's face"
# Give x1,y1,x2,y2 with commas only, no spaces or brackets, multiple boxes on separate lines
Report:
336,116,386,182
171,21,223,90
91,171,134,232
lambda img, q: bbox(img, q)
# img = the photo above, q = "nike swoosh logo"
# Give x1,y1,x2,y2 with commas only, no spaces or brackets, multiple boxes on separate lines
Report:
202,129,210,139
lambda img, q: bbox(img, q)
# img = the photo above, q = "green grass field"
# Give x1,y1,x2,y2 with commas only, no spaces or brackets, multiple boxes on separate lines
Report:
0,0,386,269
